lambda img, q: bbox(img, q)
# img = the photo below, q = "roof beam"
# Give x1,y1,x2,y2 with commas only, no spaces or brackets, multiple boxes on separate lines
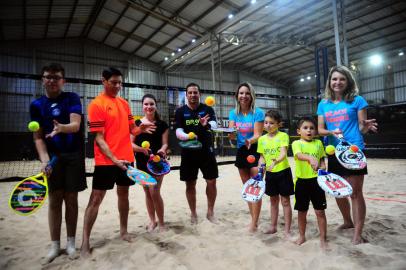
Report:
146,1,225,60
208,0,241,11
81,0,106,37
125,0,203,37
93,20,172,53
23,0,27,40
186,0,323,66
242,1,405,75
163,0,273,70
132,0,194,56
64,0,79,38
117,0,163,50
102,3,131,44
193,0,399,68
43,0,53,39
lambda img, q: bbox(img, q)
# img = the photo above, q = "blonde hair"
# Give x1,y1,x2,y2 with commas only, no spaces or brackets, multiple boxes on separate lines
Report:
324,65,359,102
235,82,256,114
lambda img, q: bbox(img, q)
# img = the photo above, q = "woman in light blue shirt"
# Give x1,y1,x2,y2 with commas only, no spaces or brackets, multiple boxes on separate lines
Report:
317,66,377,245
229,82,264,233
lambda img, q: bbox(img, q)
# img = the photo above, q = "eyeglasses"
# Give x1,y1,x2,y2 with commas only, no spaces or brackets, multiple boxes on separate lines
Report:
43,75,63,81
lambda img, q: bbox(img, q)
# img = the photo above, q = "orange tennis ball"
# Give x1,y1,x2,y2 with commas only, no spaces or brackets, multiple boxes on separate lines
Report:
326,145,335,155
205,96,215,106
28,121,40,132
247,155,255,164
152,155,161,163
188,132,196,139
141,141,150,149
350,145,359,152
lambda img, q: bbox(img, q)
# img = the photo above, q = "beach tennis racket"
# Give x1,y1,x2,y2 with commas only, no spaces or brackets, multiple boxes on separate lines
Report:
9,156,58,216
317,169,353,198
335,134,367,170
241,164,266,203
179,139,202,149
147,154,171,176
211,127,237,148
126,164,157,186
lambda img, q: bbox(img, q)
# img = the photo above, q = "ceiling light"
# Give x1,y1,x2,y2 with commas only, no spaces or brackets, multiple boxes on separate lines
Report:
228,14,234,19
300,78,304,82
307,76,311,80
251,0,257,4
369,54,382,66
164,57,168,61
177,48,182,52
171,52,175,56
192,39,196,43
399,51,404,56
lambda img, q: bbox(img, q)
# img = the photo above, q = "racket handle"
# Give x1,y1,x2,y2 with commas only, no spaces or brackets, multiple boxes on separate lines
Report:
48,156,58,168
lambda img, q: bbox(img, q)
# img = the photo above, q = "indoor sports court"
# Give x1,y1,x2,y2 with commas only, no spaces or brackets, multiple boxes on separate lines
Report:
0,0,405,269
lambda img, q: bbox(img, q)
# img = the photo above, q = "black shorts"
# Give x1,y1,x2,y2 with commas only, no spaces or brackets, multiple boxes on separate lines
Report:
328,154,368,176
235,144,259,169
49,152,87,192
294,178,327,211
180,148,218,181
92,164,135,190
265,168,294,197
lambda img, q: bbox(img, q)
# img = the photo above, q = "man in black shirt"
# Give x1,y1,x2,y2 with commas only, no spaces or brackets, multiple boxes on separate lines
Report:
175,83,219,223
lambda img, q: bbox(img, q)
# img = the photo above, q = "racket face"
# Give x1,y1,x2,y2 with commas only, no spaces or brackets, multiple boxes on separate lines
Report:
179,140,202,149
9,174,48,216
336,141,367,170
317,170,353,198
241,178,266,202
147,159,170,176
127,166,157,186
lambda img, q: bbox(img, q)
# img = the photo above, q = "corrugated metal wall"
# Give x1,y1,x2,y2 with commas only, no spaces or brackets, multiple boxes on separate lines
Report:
1,39,289,133
167,70,287,120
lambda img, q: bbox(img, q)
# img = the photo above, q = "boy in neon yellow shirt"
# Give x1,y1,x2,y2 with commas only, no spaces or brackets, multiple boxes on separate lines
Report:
291,117,327,249
257,110,294,238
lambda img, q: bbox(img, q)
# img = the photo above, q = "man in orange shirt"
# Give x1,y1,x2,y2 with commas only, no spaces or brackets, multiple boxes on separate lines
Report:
81,67,155,257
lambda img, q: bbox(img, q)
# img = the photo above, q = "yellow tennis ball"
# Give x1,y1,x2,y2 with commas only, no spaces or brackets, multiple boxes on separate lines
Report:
152,155,161,163
188,132,196,139
326,145,335,155
28,121,40,132
205,96,215,106
141,141,150,149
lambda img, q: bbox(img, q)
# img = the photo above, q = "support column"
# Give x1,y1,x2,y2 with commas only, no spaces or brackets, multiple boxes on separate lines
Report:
331,0,341,66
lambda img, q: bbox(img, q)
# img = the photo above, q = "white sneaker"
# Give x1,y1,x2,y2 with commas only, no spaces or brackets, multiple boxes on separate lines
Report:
42,241,60,264
66,237,78,259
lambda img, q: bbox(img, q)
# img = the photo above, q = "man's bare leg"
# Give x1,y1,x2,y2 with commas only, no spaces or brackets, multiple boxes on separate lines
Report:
80,189,106,257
